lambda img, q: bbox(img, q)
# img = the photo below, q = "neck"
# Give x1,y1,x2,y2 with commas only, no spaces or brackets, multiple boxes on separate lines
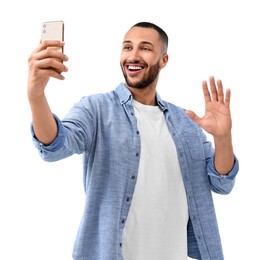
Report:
125,79,158,106
127,85,157,105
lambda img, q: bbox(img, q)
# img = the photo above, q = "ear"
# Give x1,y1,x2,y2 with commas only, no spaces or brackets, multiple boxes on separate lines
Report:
160,53,169,69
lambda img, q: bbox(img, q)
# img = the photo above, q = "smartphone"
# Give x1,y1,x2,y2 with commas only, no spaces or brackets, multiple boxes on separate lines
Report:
41,20,64,52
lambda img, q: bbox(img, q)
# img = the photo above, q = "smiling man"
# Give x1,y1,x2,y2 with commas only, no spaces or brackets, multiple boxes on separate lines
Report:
27,22,239,260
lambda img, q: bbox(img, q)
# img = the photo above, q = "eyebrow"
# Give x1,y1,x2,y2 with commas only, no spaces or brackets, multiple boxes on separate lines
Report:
122,40,154,47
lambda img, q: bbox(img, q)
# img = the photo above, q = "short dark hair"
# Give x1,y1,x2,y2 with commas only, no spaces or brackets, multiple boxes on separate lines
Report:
131,22,168,53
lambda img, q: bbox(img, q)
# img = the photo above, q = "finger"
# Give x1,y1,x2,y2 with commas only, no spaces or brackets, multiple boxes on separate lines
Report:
35,60,67,80
33,49,68,67
31,41,50,54
41,40,65,49
42,47,68,60
202,80,211,103
48,69,66,80
33,40,65,54
33,57,68,76
217,79,224,104
225,88,231,108
45,58,68,73
209,76,218,101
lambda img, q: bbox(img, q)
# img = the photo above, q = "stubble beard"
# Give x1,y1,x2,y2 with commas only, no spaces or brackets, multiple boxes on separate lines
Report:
121,60,160,89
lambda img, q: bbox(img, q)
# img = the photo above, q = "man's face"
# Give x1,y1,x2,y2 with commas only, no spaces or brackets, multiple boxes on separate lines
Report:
120,27,167,89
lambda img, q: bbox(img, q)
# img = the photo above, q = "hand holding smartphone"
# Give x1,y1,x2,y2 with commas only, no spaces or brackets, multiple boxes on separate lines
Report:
41,20,64,53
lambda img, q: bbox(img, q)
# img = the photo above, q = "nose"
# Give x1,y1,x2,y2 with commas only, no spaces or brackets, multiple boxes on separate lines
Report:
128,48,140,62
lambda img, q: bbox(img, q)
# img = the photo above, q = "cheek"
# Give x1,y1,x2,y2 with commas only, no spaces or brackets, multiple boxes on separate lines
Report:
120,53,127,65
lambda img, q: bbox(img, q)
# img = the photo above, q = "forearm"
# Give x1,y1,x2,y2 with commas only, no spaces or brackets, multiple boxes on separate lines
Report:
29,94,58,145
213,134,234,175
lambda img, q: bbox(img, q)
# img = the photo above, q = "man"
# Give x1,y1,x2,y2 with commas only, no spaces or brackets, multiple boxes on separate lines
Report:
27,22,239,260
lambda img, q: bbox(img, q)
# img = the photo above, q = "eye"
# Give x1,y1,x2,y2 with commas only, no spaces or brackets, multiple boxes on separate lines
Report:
123,45,132,51
141,46,151,51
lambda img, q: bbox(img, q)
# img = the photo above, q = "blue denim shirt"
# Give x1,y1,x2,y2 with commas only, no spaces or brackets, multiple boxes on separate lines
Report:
31,83,239,260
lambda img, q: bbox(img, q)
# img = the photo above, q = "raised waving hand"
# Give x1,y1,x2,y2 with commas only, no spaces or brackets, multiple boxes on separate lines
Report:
186,76,232,138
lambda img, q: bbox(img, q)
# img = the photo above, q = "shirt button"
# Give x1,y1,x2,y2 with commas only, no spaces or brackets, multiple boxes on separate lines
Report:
120,243,122,247
131,175,136,180
131,112,134,116
135,152,139,156
121,219,126,224
126,197,130,202
136,131,139,134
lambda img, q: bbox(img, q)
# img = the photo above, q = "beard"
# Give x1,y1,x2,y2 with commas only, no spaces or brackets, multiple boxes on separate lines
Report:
121,60,160,89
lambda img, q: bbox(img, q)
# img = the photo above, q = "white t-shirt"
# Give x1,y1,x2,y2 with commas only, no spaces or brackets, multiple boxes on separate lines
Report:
122,100,189,260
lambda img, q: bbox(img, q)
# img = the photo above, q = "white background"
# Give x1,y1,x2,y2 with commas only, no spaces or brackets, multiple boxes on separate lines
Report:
0,0,261,259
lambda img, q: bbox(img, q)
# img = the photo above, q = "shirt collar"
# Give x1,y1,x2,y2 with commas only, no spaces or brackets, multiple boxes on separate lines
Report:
115,83,168,112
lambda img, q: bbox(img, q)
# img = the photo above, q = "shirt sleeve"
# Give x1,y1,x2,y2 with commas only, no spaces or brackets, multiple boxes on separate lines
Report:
208,154,239,179
207,154,239,194
30,114,66,153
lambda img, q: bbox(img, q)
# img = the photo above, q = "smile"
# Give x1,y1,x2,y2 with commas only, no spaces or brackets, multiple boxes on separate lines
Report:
128,65,143,71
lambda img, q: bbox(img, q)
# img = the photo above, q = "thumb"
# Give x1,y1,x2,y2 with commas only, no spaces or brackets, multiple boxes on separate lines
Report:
185,110,201,124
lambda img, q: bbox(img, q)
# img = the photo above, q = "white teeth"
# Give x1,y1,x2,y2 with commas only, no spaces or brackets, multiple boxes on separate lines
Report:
128,65,142,70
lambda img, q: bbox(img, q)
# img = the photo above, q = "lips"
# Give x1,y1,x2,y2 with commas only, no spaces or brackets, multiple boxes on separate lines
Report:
126,64,145,75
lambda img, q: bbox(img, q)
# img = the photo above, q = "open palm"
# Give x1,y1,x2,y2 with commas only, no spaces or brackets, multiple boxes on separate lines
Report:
186,76,232,138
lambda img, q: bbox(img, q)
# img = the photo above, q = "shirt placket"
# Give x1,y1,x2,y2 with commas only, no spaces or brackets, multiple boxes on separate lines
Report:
118,103,141,258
